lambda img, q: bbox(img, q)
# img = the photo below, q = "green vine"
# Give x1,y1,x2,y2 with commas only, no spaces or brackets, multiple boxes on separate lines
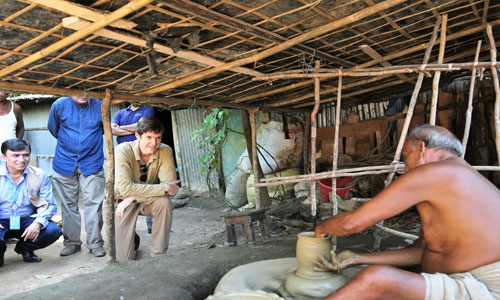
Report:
190,108,229,189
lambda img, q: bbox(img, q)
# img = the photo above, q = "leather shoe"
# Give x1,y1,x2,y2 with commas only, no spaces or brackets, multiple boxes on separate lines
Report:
60,245,81,256
15,247,42,263
90,246,106,257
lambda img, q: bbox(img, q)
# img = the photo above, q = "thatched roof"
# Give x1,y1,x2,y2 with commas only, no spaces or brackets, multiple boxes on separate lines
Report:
0,0,498,110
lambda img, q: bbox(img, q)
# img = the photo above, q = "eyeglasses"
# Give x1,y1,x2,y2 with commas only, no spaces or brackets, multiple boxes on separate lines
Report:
139,165,147,182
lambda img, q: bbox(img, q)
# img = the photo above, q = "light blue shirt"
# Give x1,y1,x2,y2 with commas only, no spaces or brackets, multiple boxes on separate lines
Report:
48,96,104,177
0,164,58,228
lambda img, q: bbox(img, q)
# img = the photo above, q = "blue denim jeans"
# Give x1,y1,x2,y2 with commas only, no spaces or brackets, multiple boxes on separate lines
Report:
0,217,62,254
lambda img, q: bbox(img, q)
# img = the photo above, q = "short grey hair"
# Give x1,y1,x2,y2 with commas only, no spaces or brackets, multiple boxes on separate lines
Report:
408,124,462,157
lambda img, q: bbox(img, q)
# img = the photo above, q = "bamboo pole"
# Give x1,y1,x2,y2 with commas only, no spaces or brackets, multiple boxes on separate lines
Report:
374,224,419,240
101,89,116,263
486,24,500,165
462,41,482,157
310,61,321,217
142,0,407,95
303,113,311,174
331,72,343,251
248,165,500,188
0,0,155,78
253,62,500,81
384,15,442,187
429,14,448,125
375,16,441,251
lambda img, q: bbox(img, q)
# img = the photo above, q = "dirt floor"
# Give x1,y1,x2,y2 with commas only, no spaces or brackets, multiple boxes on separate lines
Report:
0,196,412,300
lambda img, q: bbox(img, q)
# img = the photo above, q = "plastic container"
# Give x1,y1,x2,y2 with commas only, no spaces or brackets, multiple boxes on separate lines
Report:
318,177,354,202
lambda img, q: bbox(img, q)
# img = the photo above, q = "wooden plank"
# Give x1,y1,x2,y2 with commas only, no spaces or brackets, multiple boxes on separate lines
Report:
63,17,264,78
27,0,137,29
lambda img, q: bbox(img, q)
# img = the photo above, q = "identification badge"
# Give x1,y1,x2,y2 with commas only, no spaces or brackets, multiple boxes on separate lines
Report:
10,216,20,230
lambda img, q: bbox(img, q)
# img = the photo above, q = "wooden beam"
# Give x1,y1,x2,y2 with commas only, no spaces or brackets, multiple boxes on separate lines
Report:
62,17,263,77
0,80,308,112
0,0,155,78
26,0,137,29
232,80,314,103
359,44,410,81
160,0,355,67
363,0,416,43
143,0,407,95
357,18,500,68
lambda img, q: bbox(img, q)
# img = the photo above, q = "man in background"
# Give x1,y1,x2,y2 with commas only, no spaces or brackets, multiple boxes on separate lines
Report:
0,89,24,146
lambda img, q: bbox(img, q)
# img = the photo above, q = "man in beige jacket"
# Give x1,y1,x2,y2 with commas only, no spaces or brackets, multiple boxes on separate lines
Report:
114,118,179,261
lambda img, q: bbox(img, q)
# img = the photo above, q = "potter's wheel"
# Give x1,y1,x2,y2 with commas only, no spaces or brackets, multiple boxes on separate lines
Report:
215,258,361,300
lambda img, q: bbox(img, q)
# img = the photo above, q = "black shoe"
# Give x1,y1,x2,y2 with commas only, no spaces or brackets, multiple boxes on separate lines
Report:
0,250,4,267
15,247,42,263
134,233,140,251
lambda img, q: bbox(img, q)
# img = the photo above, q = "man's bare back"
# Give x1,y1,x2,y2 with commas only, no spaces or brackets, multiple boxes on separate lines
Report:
408,157,500,273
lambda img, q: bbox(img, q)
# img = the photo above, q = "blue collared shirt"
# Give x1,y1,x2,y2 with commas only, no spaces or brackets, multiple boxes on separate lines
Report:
112,105,155,144
0,164,57,228
48,97,104,177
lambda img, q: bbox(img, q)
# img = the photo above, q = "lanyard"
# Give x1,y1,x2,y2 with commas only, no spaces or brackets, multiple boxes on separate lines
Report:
7,178,22,215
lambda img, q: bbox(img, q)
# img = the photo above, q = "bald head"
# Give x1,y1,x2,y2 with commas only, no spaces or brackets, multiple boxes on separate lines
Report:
408,124,462,157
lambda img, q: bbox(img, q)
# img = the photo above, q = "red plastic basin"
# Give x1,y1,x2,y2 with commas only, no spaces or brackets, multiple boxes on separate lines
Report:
318,177,354,202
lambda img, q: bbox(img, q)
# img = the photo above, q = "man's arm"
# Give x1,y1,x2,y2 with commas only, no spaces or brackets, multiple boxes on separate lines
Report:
315,166,434,237
114,145,168,201
316,240,424,271
47,102,59,138
111,123,135,136
14,103,24,138
22,174,58,241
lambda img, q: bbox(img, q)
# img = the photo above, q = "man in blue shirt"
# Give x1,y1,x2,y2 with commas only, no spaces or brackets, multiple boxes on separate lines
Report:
111,103,155,145
112,103,155,233
48,95,106,257
0,139,62,267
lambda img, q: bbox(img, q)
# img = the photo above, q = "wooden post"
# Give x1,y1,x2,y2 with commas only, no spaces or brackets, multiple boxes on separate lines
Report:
101,89,115,263
303,113,311,174
310,61,321,217
331,71,343,250
430,14,448,125
462,41,482,157
246,109,271,209
486,24,500,165
384,15,442,187
376,16,441,250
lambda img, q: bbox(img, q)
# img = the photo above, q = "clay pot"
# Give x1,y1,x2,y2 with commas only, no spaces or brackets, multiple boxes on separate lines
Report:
283,232,348,299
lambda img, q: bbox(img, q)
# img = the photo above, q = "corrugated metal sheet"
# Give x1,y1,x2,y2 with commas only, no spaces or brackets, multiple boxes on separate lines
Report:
172,109,218,193
21,100,121,176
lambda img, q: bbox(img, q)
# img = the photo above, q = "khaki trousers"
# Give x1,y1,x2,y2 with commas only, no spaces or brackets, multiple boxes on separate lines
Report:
115,196,173,261
52,168,105,249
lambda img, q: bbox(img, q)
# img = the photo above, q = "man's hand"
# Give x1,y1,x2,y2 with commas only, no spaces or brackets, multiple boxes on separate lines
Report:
314,250,359,272
21,222,41,242
116,196,136,219
165,180,180,197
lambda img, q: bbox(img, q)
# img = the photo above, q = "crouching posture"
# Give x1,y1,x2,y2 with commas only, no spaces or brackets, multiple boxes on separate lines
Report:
114,118,179,261
0,139,62,267
315,125,500,300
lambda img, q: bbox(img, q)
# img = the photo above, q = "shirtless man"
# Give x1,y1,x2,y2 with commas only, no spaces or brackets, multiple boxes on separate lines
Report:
315,124,500,300
0,89,24,145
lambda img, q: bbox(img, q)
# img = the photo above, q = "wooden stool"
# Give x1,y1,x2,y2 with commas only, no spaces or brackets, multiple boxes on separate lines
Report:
223,208,269,246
